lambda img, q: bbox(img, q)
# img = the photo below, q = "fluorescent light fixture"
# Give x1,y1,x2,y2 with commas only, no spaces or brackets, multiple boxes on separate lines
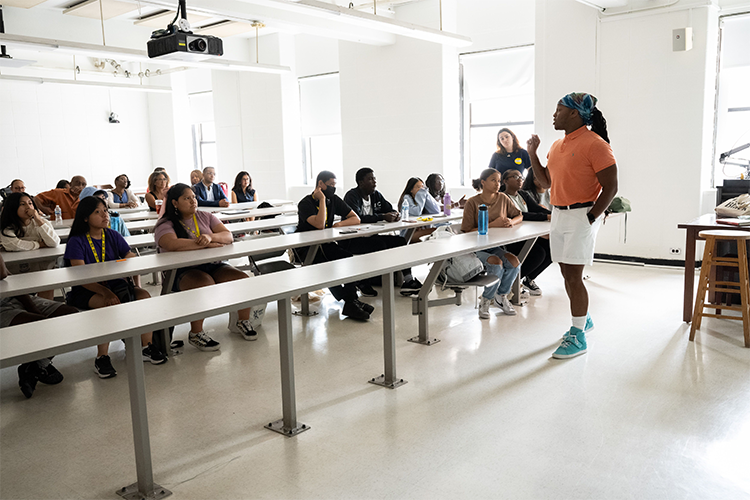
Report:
0,74,172,93
63,0,139,20
0,33,291,74
0,56,36,68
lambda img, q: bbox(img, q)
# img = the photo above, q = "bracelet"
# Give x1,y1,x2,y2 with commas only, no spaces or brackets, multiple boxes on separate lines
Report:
587,212,597,223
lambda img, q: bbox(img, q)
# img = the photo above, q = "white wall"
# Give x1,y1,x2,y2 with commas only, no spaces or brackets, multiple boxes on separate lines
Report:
535,0,722,260
0,80,153,193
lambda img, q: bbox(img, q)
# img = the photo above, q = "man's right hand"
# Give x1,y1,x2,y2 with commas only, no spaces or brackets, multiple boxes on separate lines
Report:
527,134,541,155
312,186,325,203
383,212,399,223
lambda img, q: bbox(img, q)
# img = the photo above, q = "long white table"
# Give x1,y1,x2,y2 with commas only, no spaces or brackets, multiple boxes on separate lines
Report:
0,222,548,500
116,199,296,222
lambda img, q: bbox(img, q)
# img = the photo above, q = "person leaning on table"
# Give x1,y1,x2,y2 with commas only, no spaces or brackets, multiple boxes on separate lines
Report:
461,168,522,320
34,175,87,220
154,183,258,350
295,170,373,322
526,91,618,360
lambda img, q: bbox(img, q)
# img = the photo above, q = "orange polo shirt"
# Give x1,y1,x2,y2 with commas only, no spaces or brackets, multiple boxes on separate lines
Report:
34,188,80,220
547,126,616,207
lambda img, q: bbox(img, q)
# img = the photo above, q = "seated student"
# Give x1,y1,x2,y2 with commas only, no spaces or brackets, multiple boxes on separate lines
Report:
109,174,139,209
64,197,167,378
193,167,230,208
0,192,61,300
35,175,87,220
56,179,70,190
296,170,372,321
9,179,26,194
231,171,257,204
145,170,169,214
521,167,552,211
0,254,78,399
397,177,439,242
342,167,423,296
190,169,203,187
154,184,257,349
425,173,465,209
501,169,552,296
461,168,523,319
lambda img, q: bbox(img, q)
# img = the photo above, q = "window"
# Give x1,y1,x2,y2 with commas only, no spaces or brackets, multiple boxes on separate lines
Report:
192,122,216,171
713,14,750,184
299,73,343,184
460,45,535,184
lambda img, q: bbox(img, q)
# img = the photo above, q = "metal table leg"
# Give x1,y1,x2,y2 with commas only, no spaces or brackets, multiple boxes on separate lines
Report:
295,245,320,317
117,335,171,500
511,237,537,306
370,272,407,388
408,259,445,346
266,298,309,437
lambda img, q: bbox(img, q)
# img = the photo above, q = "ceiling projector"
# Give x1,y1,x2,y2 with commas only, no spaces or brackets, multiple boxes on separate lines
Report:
147,0,222,61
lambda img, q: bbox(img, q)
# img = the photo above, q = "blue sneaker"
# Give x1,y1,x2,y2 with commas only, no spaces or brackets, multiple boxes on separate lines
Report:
552,327,587,359
562,314,594,340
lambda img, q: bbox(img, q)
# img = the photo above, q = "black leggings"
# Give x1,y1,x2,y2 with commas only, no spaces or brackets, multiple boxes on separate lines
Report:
296,242,361,302
506,237,552,282
338,235,411,277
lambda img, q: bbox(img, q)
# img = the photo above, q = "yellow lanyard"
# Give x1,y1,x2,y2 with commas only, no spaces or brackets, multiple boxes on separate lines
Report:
86,230,105,263
180,214,201,238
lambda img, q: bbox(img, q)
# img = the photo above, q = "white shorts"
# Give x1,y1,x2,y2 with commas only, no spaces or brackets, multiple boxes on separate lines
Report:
550,207,602,266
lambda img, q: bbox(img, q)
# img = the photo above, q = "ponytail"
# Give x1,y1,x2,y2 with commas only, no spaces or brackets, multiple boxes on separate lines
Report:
590,107,609,144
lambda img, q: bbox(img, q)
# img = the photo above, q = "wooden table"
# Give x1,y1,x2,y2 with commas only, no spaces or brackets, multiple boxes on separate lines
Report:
678,214,750,322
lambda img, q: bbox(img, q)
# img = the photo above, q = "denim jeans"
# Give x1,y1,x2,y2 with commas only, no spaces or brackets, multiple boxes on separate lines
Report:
476,246,520,299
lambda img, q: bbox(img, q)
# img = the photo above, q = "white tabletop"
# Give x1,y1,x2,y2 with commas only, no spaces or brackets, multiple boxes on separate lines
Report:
0,222,550,367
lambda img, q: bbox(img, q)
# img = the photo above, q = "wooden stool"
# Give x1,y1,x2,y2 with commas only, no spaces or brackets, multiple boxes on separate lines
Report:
690,229,750,346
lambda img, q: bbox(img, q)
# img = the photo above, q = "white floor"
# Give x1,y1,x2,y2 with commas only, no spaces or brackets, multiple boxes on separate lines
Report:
2,262,750,500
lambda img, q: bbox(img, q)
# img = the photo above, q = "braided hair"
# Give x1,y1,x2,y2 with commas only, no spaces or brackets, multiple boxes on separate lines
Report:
590,107,609,144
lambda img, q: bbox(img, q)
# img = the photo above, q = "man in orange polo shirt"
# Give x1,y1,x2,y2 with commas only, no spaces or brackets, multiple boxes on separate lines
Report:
35,175,87,220
527,93,618,359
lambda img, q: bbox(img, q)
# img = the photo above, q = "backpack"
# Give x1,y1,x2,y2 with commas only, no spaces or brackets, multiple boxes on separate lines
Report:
428,226,484,284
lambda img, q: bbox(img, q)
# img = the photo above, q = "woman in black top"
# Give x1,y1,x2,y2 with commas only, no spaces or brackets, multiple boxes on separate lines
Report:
231,171,257,204
488,128,531,176
501,169,551,297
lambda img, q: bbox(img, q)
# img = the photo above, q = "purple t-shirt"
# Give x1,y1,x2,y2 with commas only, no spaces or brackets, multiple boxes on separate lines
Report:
154,210,223,252
64,228,131,264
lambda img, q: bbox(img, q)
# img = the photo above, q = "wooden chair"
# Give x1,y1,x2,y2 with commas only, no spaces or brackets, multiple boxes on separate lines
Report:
690,229,750,347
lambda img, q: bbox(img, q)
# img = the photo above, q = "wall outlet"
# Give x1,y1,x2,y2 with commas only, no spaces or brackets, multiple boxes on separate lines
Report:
670,248,682,255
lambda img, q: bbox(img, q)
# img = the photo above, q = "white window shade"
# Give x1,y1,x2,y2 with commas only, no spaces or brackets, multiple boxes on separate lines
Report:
461,45,534,114
299,73,341,137
189,92,214,124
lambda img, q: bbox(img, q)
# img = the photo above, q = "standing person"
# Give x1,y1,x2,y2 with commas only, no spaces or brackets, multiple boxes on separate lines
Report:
342,167,423,296
522,168,552,211
145,170,169,214
190,169,203,187
527,92,618,359
231,171,257,204
64,197,167,378
109,174,139,209
501,169,552,296
0,254,78,399
296,171,372,321
461,169,522,319
488,128,531,177
154,184,257,348
35,175,87,220
193,167,230,208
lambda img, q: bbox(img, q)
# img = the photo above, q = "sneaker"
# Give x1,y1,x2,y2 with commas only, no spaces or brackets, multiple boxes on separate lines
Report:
478,296,492,319
37,362,64,385
354,299,374,315
357,283,378,297
170,340,184,349
342,300,370,321
142,343,168,365
189,331,221,352
562,314,595,340
18,363,40,398
399,278,423,296
552,328,587,359
229,319,258,341
523,277,542,296
494,294,517,315
94,355,117,379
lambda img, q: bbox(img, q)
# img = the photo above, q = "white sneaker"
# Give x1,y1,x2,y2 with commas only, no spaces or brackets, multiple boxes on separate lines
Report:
228,317,258,341
494,294,517,315
478,296,492,319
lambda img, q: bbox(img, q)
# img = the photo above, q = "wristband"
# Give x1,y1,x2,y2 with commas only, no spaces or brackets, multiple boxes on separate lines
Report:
587,212,597,224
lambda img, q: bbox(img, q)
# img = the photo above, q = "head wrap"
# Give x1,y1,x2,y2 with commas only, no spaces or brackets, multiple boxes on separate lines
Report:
560,92,598,126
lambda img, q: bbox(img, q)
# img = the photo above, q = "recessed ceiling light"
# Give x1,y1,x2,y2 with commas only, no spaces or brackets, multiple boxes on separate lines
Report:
63,0,139,20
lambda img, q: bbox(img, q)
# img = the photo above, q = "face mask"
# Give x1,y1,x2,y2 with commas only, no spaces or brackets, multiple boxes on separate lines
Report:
324,185,336,199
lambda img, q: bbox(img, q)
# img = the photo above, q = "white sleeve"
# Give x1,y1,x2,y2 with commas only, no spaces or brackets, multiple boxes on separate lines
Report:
0,231,40,251
36,220,61,247
107,191,120,208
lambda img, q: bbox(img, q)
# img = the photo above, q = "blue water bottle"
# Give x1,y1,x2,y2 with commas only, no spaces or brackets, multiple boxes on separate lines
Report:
478,204,488,235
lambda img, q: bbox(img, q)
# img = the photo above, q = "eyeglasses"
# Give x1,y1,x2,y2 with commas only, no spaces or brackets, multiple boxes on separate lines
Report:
507,175,523,180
